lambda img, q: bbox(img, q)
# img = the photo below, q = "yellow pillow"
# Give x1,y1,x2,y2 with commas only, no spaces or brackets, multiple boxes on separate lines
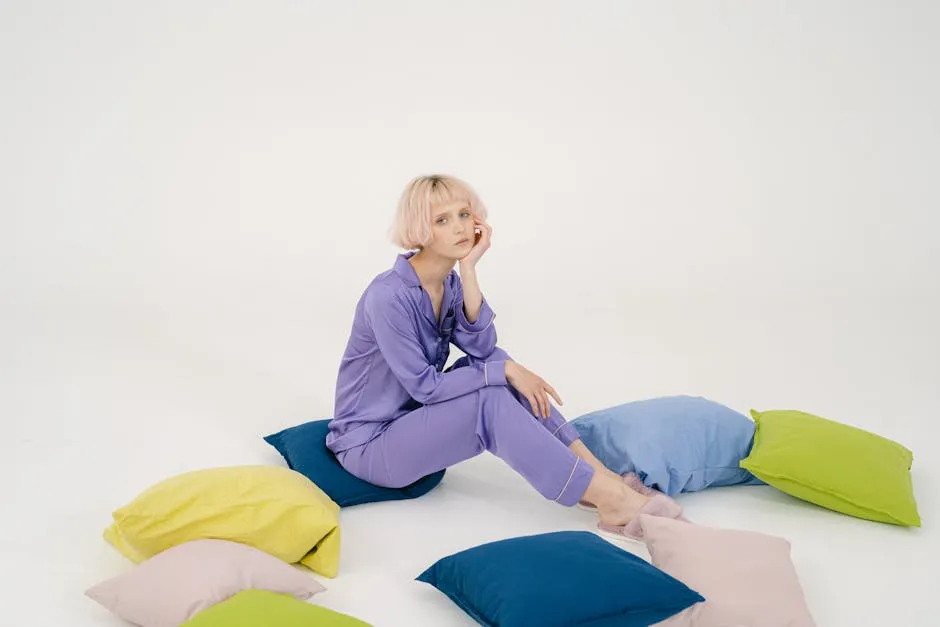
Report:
103,465,341,577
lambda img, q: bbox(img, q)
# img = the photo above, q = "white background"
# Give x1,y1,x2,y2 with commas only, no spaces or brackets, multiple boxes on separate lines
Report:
2,1,938,626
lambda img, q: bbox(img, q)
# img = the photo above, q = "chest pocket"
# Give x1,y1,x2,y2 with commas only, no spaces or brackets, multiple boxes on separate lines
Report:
440,307,456,340
432,308,456,370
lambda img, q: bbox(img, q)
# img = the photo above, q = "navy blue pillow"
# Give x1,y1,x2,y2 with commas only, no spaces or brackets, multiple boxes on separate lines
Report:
263,419,445,507
416,531,704,627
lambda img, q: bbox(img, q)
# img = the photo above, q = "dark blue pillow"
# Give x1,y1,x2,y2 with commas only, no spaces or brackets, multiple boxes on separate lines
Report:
263,419,445,507
416,531,704,627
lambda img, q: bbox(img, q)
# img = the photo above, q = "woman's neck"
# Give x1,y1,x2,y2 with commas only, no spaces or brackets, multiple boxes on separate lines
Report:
408,249,453,292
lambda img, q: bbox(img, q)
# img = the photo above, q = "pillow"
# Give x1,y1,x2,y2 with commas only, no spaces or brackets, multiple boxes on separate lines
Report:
639,515,816,627
571,395,764,496
103,465,342,577
740,408,921,526
264,419,445,507
85,539,325,627
179,589,371,626
416,531,703,627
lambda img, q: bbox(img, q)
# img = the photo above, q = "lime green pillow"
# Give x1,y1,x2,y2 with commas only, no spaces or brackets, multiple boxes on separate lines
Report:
180,589,371,626
740,409,921,526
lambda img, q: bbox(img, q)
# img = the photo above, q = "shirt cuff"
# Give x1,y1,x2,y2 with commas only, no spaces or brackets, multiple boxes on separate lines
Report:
483,360,507,386
456,297,495,333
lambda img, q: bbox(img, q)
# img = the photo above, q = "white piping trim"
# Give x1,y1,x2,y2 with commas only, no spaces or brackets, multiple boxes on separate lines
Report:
484,361,489,386
552,422,566,436
554,458,580,502
460,312,496,334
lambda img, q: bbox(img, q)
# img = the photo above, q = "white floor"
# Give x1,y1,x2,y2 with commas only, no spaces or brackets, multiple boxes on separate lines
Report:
4,2,939,625
3,305,937,626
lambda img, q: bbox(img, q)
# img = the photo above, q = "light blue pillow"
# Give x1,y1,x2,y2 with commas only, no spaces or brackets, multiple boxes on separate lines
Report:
416,531,703,627
571,395,764,496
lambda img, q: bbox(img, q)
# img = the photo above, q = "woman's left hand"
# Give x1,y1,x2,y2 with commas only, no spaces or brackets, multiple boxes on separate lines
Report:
504,361,564,420
459,216,492,269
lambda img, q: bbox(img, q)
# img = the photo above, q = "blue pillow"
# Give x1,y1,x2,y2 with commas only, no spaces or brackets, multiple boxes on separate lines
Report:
416,531,703,627
571,395,765,496
263,419,445,507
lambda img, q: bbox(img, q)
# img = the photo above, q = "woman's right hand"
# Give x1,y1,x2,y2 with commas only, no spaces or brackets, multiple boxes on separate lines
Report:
504,361,563,420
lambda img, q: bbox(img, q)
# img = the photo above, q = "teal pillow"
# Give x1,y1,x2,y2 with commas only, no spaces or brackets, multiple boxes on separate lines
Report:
416,531,703,627
264,419,445,507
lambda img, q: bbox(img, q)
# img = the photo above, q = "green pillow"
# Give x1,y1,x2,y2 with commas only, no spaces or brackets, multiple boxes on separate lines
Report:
740,409,920,526
180,589,371,626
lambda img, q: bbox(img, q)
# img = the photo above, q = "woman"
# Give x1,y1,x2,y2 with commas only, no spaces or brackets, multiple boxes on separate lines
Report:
326,174,683,538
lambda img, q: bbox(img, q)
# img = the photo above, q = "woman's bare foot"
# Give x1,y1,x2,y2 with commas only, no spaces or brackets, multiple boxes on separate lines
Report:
577,471,623,510
568,439,626,508
568,440,622,482
581,473,650,527
596,484,651,527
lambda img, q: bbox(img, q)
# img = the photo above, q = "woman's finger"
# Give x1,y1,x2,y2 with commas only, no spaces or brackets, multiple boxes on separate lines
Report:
525,393,540,418
479,222,492,244
544,383,563,406
537,389,550,419
532,388,542,418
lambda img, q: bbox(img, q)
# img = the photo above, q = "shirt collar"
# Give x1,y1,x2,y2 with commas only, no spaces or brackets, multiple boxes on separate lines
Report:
393,251,422,287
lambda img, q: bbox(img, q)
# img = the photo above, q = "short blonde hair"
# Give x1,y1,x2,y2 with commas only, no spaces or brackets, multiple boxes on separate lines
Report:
390,174,488,250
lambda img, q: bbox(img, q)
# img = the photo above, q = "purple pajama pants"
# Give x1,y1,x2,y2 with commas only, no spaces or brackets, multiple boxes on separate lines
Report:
336,348,595,507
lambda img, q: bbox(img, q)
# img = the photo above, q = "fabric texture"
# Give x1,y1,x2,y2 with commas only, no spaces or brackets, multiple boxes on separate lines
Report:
178,589,371,627
740,408,921,526
338,383,593,507
85,539,325,627
571,395,765,496
640,515,816,627
326,252,505,453
416,530,704,627
102,465,342,578
598,493,687,541
264,419,445,507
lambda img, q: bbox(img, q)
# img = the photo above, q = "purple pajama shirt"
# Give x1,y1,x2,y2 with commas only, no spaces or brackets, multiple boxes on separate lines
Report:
325,252,593,506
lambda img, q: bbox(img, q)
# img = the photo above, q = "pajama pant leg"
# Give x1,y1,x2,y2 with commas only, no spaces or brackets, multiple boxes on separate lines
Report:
448,347,583,447
337,386,594,507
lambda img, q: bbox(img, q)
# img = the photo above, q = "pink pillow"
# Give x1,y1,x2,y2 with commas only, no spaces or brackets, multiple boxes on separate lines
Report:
639,516,816,627
85,539,325,627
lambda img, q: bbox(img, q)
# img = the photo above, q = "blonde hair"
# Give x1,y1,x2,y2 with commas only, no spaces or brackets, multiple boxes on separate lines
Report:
390,174,488,250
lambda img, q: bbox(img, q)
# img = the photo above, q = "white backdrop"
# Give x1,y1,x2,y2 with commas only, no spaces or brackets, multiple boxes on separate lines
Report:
3,2,938,625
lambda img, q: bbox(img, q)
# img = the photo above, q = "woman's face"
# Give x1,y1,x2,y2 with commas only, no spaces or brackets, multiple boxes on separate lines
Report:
424,200,477,260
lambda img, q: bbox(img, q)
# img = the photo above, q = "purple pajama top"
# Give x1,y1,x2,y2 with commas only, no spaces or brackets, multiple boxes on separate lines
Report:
325,252,509,453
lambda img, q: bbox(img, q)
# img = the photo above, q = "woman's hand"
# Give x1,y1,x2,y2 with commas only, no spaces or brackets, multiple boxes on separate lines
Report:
504,361,563,419
459,215,492,269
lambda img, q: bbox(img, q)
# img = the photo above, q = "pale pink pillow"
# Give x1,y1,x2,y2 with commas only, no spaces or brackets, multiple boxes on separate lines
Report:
639,516,816,627
85,539,325,627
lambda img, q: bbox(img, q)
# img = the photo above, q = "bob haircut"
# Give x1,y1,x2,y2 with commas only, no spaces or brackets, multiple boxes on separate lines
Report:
390,174,488,250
